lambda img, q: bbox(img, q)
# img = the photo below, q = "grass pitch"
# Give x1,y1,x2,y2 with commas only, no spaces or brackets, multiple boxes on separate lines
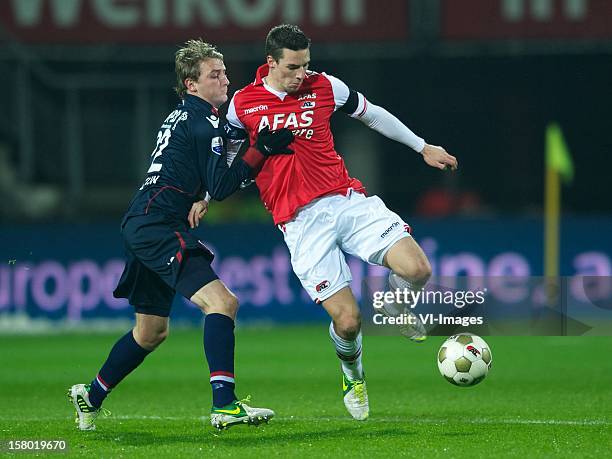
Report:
1,326,611,457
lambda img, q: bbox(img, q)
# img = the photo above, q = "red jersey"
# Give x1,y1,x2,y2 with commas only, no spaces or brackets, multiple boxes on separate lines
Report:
227,64,366,224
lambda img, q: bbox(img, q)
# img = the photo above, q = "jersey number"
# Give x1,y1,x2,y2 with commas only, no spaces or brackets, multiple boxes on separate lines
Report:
147,129,171,173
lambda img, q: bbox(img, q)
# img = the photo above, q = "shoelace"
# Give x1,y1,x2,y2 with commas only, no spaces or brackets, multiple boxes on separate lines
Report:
353,381,366,404
89,407,112,418
237,395,252,407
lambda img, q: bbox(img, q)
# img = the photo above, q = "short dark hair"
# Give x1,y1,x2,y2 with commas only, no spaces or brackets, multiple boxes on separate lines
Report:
265,24,311,62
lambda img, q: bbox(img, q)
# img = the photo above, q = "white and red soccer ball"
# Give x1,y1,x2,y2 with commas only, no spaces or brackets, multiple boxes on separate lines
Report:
437,333,493,386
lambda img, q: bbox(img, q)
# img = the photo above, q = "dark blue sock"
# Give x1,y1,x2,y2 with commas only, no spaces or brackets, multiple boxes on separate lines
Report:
88,330,151,408
204,313,237,408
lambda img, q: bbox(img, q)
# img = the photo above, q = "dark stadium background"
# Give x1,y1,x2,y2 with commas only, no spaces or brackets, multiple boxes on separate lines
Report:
1,0,610,325
1,2,611,457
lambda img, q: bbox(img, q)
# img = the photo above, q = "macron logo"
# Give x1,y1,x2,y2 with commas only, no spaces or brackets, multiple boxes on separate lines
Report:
380,221,400,238
244,104,268,115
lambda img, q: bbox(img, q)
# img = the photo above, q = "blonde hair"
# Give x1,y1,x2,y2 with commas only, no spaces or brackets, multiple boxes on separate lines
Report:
174,39,224,98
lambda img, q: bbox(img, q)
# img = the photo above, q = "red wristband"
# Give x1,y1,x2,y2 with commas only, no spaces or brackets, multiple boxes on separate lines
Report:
242,146,266,173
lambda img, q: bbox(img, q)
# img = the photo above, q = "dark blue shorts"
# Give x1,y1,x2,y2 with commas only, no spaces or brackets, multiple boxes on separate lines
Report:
113,213,218,317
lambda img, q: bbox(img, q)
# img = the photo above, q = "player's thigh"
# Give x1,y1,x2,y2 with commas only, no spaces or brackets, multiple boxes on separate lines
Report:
339,194,412,265
119,214,219,310
383,236,432,282
281,213,350,304
114,247,175,318
190,279,238,319
175,252,219,305
291,243,352,304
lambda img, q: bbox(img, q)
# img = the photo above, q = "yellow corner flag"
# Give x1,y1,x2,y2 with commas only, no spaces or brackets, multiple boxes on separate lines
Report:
545,122,574,184
544,122,574,304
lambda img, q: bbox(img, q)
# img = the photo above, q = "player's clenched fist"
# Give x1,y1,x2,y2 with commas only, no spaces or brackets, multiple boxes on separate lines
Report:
256,127,294,155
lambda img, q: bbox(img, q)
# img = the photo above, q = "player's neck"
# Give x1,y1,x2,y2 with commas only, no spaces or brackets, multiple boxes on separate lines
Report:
262,76,286,95
186,92,219,109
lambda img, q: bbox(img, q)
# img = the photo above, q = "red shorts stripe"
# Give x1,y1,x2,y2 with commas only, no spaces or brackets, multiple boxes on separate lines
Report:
174,231,187,250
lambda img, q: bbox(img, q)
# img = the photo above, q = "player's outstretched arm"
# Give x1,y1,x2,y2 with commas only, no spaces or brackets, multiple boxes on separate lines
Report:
350,96,457,171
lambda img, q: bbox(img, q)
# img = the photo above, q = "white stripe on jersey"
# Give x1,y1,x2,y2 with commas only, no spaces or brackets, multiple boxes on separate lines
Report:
322,73,366,116
227,92,245,129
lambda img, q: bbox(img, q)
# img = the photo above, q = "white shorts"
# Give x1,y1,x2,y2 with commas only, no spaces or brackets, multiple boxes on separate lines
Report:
279,191,412,303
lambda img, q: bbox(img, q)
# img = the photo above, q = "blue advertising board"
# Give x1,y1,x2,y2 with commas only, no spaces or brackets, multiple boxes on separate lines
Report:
1,217,610,323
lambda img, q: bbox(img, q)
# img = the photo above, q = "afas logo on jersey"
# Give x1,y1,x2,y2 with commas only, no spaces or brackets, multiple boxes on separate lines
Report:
298,92,316,101
258,111,314,131
211,137,223,155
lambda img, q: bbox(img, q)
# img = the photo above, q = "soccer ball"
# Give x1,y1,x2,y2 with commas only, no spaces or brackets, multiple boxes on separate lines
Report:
437,333,492,386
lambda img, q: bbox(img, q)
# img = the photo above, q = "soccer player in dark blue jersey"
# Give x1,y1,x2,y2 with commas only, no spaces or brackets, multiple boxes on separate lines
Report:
67,39,293,431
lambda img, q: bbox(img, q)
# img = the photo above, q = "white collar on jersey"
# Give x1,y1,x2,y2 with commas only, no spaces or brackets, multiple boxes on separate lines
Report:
262,77,288,101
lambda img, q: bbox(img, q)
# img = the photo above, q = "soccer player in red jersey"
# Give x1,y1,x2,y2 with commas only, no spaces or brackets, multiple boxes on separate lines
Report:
227,25,458,421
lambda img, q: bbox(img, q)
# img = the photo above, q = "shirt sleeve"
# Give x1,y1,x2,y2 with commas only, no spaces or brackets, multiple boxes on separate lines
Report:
323,73,424,152
322,73,366,114
224,121,248,166
356,101,426,153
192,119,252,201
227,93,246,129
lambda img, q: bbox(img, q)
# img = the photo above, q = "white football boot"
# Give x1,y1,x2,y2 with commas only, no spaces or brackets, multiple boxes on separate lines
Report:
67,384,110,431
210,397,275,430
342,372,369,421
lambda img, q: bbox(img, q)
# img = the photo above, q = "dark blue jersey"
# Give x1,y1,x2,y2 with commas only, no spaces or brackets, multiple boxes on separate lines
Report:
123,95,250,222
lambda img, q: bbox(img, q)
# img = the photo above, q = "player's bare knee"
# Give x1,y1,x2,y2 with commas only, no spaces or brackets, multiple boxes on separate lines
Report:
395,257,432,286
217,293,239,316
412,258,432,284
194,290,239,318
134,326,168,350
335,312,361,340
150,328,169,348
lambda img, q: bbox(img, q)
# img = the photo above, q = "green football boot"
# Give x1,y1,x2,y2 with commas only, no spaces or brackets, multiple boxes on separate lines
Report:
210,397,275,430
342,372,369,421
